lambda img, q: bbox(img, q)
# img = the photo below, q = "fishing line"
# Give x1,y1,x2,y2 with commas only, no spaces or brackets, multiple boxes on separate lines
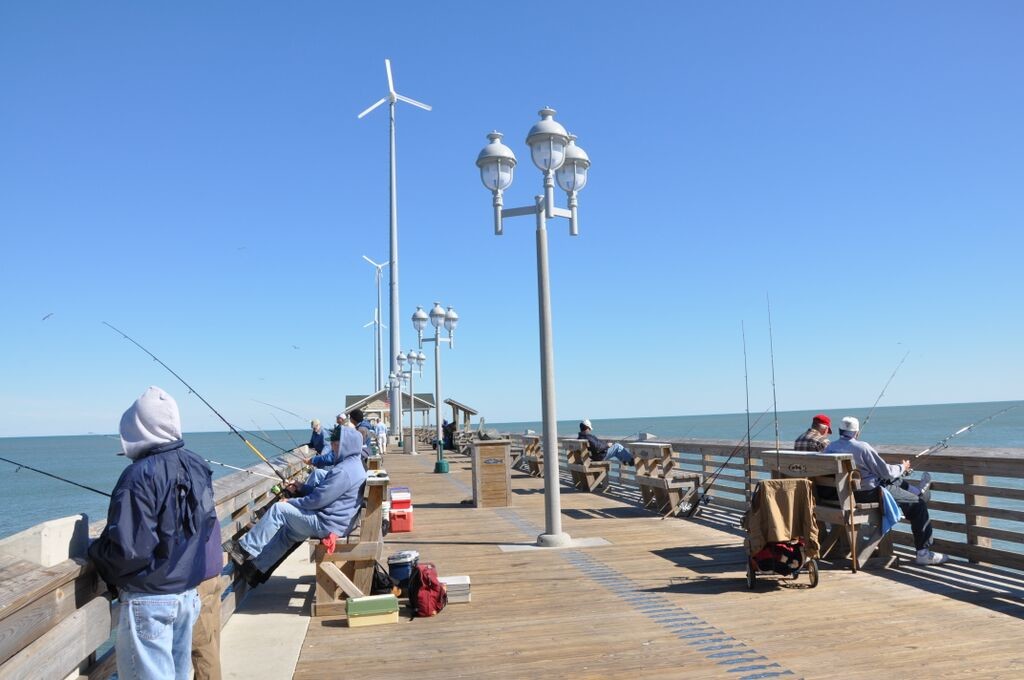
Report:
268,412,302,450
860,350,910,434
0,456,111,497
102,322,290,485
252,399,307,423
914,404,1022,459
204,458,278,480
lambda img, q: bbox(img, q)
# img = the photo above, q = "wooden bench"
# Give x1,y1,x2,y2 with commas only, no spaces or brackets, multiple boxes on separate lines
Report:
309,475,390,616
632,442,702,517
564,439,612,492
771,451,893,572
522,435,543,477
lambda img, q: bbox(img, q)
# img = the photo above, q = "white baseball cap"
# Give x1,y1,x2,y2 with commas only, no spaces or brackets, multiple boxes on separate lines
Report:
840,416,860,433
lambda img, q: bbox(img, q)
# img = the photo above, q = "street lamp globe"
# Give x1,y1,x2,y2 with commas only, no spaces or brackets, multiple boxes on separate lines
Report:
556,134,590,193
443,306,459,332
415,350,426,368
412,306,428,333
526,108,569,172
397,351,407,367
429,302,446,329
476,132,516,192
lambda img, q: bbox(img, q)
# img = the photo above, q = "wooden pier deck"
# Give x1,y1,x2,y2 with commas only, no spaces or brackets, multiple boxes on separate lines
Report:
288,451,1024,680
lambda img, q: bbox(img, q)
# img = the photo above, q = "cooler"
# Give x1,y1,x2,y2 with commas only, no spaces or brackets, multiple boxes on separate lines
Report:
390,486,412,510
387,550,420,589
389,507,414,532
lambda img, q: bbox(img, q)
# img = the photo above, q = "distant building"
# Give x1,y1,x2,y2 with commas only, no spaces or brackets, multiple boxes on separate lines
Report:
345,389,435,428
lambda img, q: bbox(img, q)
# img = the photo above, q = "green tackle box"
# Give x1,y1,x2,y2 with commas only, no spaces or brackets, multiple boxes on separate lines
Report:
346,594,399,618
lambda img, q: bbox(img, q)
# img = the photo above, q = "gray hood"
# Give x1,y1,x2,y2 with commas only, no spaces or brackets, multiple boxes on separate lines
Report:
120,386,183,460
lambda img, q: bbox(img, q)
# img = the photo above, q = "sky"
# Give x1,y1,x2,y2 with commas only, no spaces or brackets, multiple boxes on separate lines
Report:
1,2,1022,437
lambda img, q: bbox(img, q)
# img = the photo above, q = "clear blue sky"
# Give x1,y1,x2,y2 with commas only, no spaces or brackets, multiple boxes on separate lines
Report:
1,3,1021,436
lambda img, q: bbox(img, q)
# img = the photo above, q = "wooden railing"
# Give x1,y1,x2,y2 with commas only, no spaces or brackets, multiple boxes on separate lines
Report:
507,434,1024,572
0,450,305,680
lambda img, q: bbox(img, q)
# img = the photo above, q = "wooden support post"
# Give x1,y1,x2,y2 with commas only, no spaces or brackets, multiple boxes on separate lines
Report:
963,472,989,563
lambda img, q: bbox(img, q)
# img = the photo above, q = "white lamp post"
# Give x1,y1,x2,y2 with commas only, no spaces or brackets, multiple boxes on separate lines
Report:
413,303,459,473
395,350,425,454
476,107,590,548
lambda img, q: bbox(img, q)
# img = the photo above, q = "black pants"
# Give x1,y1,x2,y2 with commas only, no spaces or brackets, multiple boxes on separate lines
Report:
854,485,933,551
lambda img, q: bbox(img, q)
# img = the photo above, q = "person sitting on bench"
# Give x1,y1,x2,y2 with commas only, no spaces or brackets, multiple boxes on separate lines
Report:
224,417,367,586
578,419,634,465
794,413,832,452
824,416,943,566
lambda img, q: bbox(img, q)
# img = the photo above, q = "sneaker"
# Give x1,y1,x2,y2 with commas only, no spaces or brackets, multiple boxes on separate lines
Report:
222,539,249,566
915,549,949,566
918,472,933,503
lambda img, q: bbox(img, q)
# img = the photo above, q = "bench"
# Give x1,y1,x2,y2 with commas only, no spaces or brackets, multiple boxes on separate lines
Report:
631,442,702,517
308,475,390,616
771,451,893,572
563,439,612,492
522,435,543,477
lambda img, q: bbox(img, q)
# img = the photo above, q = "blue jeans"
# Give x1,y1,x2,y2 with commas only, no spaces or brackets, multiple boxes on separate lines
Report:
605,443,633,465
117,589,200,680
240,500,328,572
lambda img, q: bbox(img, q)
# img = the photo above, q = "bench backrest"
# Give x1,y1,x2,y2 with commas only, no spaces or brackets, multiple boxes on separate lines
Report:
563,438,592,464
631,442,675,477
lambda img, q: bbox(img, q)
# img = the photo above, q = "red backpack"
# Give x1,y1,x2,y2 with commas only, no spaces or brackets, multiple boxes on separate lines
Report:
408,562,447,618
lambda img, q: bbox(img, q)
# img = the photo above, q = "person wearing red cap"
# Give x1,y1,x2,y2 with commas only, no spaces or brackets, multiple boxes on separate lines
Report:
794,414,832,452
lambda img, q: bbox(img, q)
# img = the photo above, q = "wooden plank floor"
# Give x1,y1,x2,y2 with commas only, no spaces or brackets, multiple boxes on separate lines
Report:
293,453,1024,679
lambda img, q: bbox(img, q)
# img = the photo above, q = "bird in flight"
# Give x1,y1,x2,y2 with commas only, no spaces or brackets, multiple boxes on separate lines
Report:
292,345,300,350
41,313,54,321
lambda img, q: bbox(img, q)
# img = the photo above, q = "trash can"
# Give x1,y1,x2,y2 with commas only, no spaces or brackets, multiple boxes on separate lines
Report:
470,439,512,508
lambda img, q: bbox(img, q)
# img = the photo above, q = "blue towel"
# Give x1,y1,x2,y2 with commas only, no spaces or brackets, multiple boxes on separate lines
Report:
880,487,903,535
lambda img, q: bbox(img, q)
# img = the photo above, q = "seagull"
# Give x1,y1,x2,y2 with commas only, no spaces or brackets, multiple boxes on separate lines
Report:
41,313,54,321
292,345,300,350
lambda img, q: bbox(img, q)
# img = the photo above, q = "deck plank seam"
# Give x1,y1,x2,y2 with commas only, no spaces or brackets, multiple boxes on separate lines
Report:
492,507,795,678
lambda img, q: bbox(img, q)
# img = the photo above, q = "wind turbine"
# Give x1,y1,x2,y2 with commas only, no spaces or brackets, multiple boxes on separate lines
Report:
362,255,389,392
358,58,432,436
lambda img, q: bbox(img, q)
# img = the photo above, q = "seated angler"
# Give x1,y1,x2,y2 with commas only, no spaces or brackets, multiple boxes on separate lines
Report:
578,419,634,466
824,416,943,566
224,413,367,586
307,419,325,455
304,413,348,468
794,414,832,452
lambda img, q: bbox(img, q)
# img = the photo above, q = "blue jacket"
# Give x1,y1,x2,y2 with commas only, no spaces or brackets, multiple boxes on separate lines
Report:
308,428,325,454
88,440,218,594
290,427,366,536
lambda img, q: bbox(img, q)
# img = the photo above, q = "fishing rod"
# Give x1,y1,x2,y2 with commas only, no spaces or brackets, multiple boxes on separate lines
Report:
237,427,307,463
0,456,111,497
742,321,752,504
252,399,307,423
860,350,910,434
250,419,279,451
767,294,781,471
102,322,290,485
681,406,773,518
205,458,279,480
914,404,1022,459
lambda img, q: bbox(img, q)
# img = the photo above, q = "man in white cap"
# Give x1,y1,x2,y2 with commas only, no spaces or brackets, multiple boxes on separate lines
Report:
578,419,634,465
825,416,944,565
89,386,219,679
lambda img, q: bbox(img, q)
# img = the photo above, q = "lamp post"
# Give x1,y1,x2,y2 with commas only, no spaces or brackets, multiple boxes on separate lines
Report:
413,303,459,473
394,350,425,454
476,107,590,548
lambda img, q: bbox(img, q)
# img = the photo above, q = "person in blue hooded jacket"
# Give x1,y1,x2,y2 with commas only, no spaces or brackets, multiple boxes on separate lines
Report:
224,412,367,586
88,386,218,680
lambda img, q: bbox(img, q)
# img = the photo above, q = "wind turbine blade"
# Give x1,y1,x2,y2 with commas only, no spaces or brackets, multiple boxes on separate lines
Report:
364,320,375,328
357,97,387,119
362,254,387,268
395,93,432,111
385,59,395,95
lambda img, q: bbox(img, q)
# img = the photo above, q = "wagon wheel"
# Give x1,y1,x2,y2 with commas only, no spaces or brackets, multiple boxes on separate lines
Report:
745,562,757,590
807,559,819,588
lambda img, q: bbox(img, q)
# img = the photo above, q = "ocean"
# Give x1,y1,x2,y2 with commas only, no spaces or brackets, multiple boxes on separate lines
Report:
0,400,1021,539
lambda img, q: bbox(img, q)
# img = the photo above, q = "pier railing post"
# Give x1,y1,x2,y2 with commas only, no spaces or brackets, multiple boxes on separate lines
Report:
963,472,989,563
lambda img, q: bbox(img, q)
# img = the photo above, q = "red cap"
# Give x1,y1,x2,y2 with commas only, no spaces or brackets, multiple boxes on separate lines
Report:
812,414,832,434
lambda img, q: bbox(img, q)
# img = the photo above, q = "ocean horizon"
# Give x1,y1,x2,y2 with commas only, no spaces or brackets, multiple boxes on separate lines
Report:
1,399,1020,539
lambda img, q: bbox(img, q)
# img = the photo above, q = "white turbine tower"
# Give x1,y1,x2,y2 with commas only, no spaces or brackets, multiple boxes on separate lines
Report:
362,255,389,391
358,58,432,436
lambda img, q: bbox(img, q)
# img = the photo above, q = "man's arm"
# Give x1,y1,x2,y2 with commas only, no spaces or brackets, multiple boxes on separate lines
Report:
87,480,159,586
